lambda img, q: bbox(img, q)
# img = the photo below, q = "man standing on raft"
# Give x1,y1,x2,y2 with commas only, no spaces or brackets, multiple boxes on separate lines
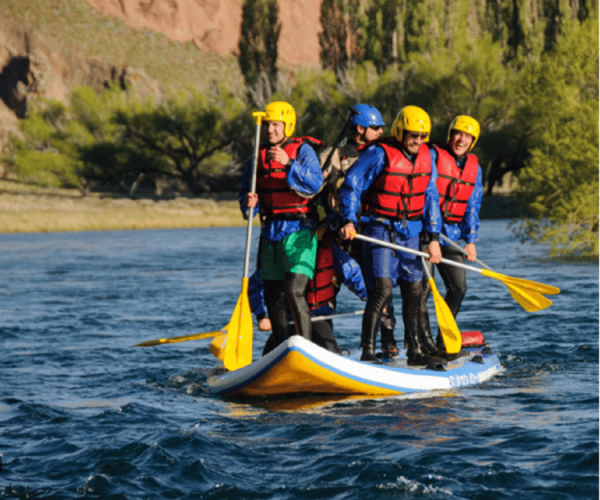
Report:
337,105,443,365
240,101,324,351
421,115,483,359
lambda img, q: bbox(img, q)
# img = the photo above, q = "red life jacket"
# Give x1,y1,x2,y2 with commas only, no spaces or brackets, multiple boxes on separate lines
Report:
435,146,479,223
306,233,337,311
256,137,322,220
368,139,432,222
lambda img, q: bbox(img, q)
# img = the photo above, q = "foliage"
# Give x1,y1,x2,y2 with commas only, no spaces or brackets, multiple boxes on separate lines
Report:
401,35,522,190
402,0,470,57
354,0,597,71
238,0,281,106
319,0,349,75
319,0,362,76
358,0,399,72
6,86,253,195
277,70,345,143
112,87,250,193
4,0,599,258
511,19,599,257
7,87,129,190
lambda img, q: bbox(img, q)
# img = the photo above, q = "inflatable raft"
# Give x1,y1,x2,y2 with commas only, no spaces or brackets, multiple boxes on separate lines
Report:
207,332,502,400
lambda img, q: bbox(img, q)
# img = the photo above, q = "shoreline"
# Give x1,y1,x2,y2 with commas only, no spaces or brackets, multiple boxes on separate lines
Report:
0,180,520,234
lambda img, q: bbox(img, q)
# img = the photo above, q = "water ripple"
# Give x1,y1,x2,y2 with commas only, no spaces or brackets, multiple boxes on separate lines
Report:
0,223,597,500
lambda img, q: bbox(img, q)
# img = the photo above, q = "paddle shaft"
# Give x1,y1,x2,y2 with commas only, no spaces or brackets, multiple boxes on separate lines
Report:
321,107,359,174
133,311,364,347
440,234,492,271
355,233,559,299
243,113,265,279
132,328,227,347
301,309,363,324
354,233,486,276
421,257,433,280
222,111,266,371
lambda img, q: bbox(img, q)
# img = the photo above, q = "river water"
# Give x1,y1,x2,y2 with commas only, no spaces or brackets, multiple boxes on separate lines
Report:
1,220,598,499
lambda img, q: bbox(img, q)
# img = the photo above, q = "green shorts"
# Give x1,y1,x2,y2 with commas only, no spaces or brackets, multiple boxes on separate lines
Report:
259,229,318,281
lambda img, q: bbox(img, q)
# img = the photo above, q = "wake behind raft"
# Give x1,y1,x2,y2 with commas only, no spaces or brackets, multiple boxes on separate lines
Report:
206,331,502,400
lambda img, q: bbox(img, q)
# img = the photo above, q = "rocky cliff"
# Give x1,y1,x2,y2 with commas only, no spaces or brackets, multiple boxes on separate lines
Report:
0,15,158,159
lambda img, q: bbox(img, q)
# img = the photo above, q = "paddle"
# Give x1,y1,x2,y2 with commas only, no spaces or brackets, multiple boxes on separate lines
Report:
321,107,360,175
222,111,266,371
439,234,553,312
440,234,493,270
131,327,228,348
133,310,365,349
505,283,552,312
439,234,559,295
421,258,462,354
352,233,558,312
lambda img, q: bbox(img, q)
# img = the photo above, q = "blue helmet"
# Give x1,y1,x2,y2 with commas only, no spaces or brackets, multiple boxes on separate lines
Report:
350,104,385,128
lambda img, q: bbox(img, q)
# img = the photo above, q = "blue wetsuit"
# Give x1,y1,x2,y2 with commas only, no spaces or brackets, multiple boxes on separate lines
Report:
430,147,483,247
338,139,442,361
338,143,442,285
423,148,483,332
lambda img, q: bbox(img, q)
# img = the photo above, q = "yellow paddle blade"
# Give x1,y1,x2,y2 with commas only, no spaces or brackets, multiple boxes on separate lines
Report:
481,269,560,295
506,283,553,312
222,278,254,371
132,325,228,347
209,334,228,360
429,277,462,354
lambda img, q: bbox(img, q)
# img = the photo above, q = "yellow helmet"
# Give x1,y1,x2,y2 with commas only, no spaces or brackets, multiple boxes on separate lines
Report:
391,106,431,142
264,101,296,137
447,115,480,151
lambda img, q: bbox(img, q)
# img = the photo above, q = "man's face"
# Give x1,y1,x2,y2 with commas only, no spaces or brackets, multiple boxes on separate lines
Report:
265,121,286,145
401,131,428,154
364,125,384,143
448,130,474,156
354,125,383,145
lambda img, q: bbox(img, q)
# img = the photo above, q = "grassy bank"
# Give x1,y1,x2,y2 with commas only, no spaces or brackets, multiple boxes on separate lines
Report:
0,181,249,233
0,180,520,234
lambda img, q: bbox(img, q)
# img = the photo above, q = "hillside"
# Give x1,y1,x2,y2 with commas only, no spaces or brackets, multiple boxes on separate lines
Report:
83,0,322,68
0,0,321,155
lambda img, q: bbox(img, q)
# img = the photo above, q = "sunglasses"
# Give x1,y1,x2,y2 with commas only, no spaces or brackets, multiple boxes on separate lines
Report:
368,126,383,131
406,132,428,140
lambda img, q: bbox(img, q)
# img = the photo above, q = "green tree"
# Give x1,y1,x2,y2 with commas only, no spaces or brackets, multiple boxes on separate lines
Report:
282,69,346,143
346,0,363,66
512,18,599,257
319,0,349,75
502,0,546,61
358,0,480,71
319,0,362,76
6,86,128,192
238,0,281,106
402,0,470,57
5,85,253,195
358,0,399,72
7,107,84,190
402,35,520,189
112,87,249,194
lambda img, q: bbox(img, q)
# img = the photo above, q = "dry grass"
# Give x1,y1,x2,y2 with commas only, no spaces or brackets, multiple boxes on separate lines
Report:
0,181,254,233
